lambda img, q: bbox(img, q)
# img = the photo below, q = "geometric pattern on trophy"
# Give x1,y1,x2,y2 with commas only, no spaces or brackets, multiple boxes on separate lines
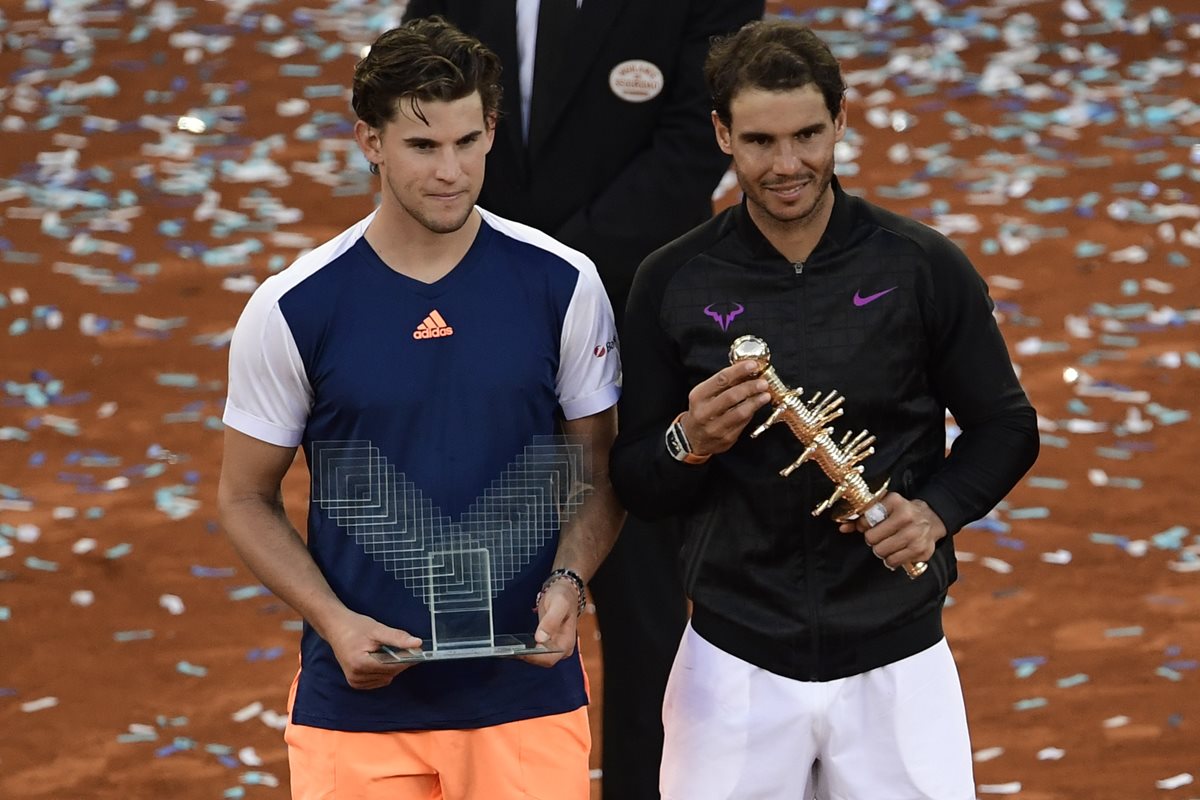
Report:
310,436,589,607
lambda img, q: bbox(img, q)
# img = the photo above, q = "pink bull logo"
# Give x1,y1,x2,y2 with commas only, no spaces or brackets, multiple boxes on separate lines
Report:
703,303,744,332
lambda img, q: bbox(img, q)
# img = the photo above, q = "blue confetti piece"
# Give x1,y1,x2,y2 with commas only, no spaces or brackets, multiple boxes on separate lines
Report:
280,64,322,77
1008,507,1050,520
966,517,1009,533
156,373,200,388
1106,476,1143,490
191,565,236,578
104,543,132,559
1027,477,1068,490
1014,697,1048,711
228,585,271,601
1151,526,1189,550
176,661,208,677
1105,626,1144,638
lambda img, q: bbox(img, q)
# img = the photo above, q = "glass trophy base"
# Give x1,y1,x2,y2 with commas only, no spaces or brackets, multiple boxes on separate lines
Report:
369,634,559,664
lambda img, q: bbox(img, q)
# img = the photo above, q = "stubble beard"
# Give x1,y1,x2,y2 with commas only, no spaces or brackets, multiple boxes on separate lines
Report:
744,163,835,231
386,173,474,235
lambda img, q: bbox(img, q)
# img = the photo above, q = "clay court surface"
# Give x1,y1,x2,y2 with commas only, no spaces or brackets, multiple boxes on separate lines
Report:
1,1,1197,798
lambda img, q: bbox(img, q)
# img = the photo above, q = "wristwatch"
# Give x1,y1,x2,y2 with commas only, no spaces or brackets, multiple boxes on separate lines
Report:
665,413,710,465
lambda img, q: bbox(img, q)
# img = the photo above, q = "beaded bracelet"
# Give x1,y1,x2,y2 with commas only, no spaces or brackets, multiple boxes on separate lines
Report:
534,568,587,617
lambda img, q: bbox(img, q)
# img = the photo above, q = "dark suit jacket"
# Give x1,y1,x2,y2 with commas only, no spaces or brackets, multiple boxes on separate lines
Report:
401,0,765,327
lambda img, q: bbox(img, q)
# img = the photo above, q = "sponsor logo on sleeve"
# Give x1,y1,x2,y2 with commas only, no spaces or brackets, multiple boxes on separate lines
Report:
593,335,619,357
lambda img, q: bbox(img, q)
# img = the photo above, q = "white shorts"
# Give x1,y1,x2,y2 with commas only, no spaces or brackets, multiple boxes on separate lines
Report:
661,624,975,800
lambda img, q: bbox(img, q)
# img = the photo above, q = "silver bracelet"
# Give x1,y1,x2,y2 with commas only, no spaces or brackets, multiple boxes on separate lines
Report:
534,568,587,616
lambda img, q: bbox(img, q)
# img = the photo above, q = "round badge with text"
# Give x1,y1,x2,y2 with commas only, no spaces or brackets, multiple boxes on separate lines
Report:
608,59,665,103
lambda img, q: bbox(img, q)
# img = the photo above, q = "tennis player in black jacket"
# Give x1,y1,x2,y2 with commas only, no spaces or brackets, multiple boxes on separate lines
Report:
611,20,1039,799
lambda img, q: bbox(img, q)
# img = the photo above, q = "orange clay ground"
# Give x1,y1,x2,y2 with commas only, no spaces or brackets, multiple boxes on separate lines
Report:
0,1,1197,798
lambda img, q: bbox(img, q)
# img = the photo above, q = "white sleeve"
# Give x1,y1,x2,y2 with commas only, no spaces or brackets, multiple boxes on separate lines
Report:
557,263,621,420
222,281,312,447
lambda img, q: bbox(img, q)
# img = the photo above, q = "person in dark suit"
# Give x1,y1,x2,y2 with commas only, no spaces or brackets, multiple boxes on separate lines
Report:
400,2,765,798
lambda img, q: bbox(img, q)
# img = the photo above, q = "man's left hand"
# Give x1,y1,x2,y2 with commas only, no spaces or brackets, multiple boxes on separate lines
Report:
518,580,580,667
838,493,945,570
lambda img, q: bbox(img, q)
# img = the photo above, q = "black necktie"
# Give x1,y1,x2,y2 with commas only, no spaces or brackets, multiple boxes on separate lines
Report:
530,0,576,144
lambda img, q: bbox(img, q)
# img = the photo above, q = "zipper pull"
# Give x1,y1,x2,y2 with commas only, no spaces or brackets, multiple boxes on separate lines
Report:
793,261,805,275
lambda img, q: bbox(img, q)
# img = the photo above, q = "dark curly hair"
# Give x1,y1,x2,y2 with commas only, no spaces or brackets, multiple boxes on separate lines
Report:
705,20,845,127
352,16,503,173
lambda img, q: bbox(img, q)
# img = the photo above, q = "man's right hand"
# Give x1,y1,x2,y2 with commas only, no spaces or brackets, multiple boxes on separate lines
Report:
681,360,772,457
324,609,423,690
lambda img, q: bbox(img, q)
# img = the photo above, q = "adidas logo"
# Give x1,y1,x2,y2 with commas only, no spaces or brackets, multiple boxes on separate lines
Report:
412,310,454,340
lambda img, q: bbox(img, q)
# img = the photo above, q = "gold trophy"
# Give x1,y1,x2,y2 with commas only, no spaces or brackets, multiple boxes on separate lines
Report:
729,335,927,579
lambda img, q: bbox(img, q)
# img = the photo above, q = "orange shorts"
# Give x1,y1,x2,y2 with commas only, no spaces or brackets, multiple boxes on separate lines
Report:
283,673,592,800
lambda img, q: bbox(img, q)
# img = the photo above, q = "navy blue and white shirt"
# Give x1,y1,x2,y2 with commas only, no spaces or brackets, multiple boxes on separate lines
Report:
223,207,620,732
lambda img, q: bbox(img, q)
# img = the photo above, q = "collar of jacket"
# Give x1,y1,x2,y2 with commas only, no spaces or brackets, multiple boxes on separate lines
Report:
732,175,856,264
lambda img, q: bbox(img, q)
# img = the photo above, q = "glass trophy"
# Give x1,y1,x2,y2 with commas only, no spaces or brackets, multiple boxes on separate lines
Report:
309,436,590,663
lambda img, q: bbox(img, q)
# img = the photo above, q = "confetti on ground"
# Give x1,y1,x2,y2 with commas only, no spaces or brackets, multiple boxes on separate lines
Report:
1,1,1197,797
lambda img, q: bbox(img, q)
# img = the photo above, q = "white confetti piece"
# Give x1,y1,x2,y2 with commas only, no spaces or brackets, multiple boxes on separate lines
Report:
1041,549,1072,564
72,538,97,554
978,782,1022,794
1124,540,1149,557
1109,245,1148,263
21,697,59,713
70,590,95,607
989,275,1024,290
1037,747,1066,760
260,710,288,730
974,746,1005,762
981,557,1013,574
231,701,264,723
1155,773,1193,790
15,524,41,543
1103,715,1130,728
238,746,263,766
159,594,185,615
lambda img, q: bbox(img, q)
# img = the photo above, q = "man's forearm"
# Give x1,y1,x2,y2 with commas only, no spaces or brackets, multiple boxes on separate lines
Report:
220,494,350,640
553,470,625,584
555,408,626,583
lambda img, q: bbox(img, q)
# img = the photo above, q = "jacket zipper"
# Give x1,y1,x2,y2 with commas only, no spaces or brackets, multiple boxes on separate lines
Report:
793,256,821,679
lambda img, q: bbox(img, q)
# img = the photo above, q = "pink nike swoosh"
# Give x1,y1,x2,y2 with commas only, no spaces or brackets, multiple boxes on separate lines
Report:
853,287,897,306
